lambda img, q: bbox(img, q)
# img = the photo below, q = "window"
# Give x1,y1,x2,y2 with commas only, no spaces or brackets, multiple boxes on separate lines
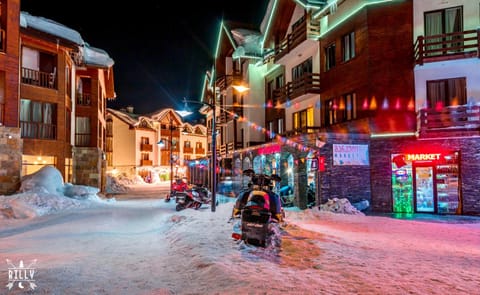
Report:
75,116,91,146
425,6,463,55
325,43,336,71
292,58,312,80
267,80,274,101
278,118,284,135
0,71,4,125
20,99,57,139
293,108,314,133
342,32,355,62
268,121,275,139
325,93,357,125
427,77,466,108
141,137,149,144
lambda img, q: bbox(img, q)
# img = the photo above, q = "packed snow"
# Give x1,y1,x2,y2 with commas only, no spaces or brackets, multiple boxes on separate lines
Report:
1,166,479,294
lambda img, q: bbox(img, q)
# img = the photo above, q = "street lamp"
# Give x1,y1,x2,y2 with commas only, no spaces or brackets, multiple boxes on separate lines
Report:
157,117,186,197
182,97,217,212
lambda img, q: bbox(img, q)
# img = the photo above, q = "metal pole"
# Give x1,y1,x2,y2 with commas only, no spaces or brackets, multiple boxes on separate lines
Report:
211,84,217,212
170,118,173,194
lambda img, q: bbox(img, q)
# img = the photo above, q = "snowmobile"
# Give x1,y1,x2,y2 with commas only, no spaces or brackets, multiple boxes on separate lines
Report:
231,170,284,247
175,184,217,211
165,178,189,202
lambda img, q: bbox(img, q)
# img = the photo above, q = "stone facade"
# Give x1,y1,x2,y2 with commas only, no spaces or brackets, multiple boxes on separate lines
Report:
0,127,22,195
73,147,105,191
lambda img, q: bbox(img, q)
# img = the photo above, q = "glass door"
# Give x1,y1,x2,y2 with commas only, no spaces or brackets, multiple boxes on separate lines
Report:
414,165,436,213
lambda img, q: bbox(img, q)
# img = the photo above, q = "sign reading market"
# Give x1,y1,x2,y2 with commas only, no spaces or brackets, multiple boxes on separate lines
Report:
333,144,369,166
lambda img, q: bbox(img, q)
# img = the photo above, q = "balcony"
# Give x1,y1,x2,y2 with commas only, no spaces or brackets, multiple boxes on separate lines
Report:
273,73,320,104
418,105,480,138
216,74,242,93
195,147,205,154
21,67,57,89
414,29,480,66
140,159,153,166
183,146,194,154
274,14,320,62
76,92,92,106
20,121,57,139
140,143,153,152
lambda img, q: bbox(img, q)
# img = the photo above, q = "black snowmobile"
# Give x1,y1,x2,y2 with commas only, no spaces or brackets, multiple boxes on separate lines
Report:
231,170,284,247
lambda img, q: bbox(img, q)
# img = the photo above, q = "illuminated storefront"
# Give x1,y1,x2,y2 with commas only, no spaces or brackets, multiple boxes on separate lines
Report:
391,151,461,214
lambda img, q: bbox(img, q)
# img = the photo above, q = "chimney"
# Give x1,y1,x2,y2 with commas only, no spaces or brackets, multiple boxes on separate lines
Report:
126,106,134,113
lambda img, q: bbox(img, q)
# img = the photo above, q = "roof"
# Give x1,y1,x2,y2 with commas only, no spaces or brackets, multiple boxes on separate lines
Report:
107,108,140,127
20,11,114,68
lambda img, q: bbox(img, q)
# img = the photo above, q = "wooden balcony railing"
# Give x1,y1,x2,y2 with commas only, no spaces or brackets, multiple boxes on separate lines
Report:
195,147,205,154
183,146,194,153
274,14,320,61
76,92,91,106
216,74,242,92
140,159,153,166
20,121,57,139
140,143,153,152
414,29,480,65
21,67,57,89
273,73,320,104
418,105,480,138
281,126,322,137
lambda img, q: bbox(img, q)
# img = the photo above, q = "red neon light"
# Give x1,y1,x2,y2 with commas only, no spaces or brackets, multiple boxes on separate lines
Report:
258,145,281,155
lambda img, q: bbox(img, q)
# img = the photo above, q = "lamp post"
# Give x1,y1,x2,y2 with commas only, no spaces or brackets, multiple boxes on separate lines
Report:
157,116,181,196
182,98,217,212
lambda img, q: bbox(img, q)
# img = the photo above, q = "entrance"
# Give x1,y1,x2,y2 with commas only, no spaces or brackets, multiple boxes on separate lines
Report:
413,164,436,213
391,151,461,214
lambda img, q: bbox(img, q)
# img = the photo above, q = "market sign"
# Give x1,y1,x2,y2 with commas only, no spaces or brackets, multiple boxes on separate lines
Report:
333,144,369,166
258,144,281,155
405,153,442,161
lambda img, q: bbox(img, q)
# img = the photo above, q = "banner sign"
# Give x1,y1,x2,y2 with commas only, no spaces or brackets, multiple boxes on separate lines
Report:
333,144,369,166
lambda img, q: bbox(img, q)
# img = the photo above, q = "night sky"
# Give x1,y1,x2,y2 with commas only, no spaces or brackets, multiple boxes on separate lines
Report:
20,0,269,117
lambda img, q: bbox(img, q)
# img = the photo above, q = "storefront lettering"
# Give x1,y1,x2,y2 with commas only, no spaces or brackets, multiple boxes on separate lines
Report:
405,153,441,161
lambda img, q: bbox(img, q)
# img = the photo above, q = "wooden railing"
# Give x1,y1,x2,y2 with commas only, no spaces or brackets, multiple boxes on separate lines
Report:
274,14,320,61
21,67,57,89
282,126,322,137
414,29,480,65
76,92,91,106
215,74,242,92
20,121,57,139
140,159,153,166
183,146,194,153
195,147,205,154
273,73,320,103
418,105,480,138
140,143,153,152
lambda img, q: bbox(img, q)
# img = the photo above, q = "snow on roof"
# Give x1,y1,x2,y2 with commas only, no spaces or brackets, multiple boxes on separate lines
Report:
230,28,263,59
20,11,114,68
20,11,84,46
83,43,115,68
107,108,140,127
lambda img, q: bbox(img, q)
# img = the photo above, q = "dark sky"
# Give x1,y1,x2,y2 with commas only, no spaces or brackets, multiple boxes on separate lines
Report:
20,0,269,116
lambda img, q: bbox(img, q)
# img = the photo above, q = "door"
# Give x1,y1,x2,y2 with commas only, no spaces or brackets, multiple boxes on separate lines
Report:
413,164,436,213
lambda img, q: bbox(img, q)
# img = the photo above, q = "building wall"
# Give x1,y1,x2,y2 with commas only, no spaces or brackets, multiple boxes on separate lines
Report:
1,0,20,127
0,127,21,194
370,137,480,215
111,116,136,174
